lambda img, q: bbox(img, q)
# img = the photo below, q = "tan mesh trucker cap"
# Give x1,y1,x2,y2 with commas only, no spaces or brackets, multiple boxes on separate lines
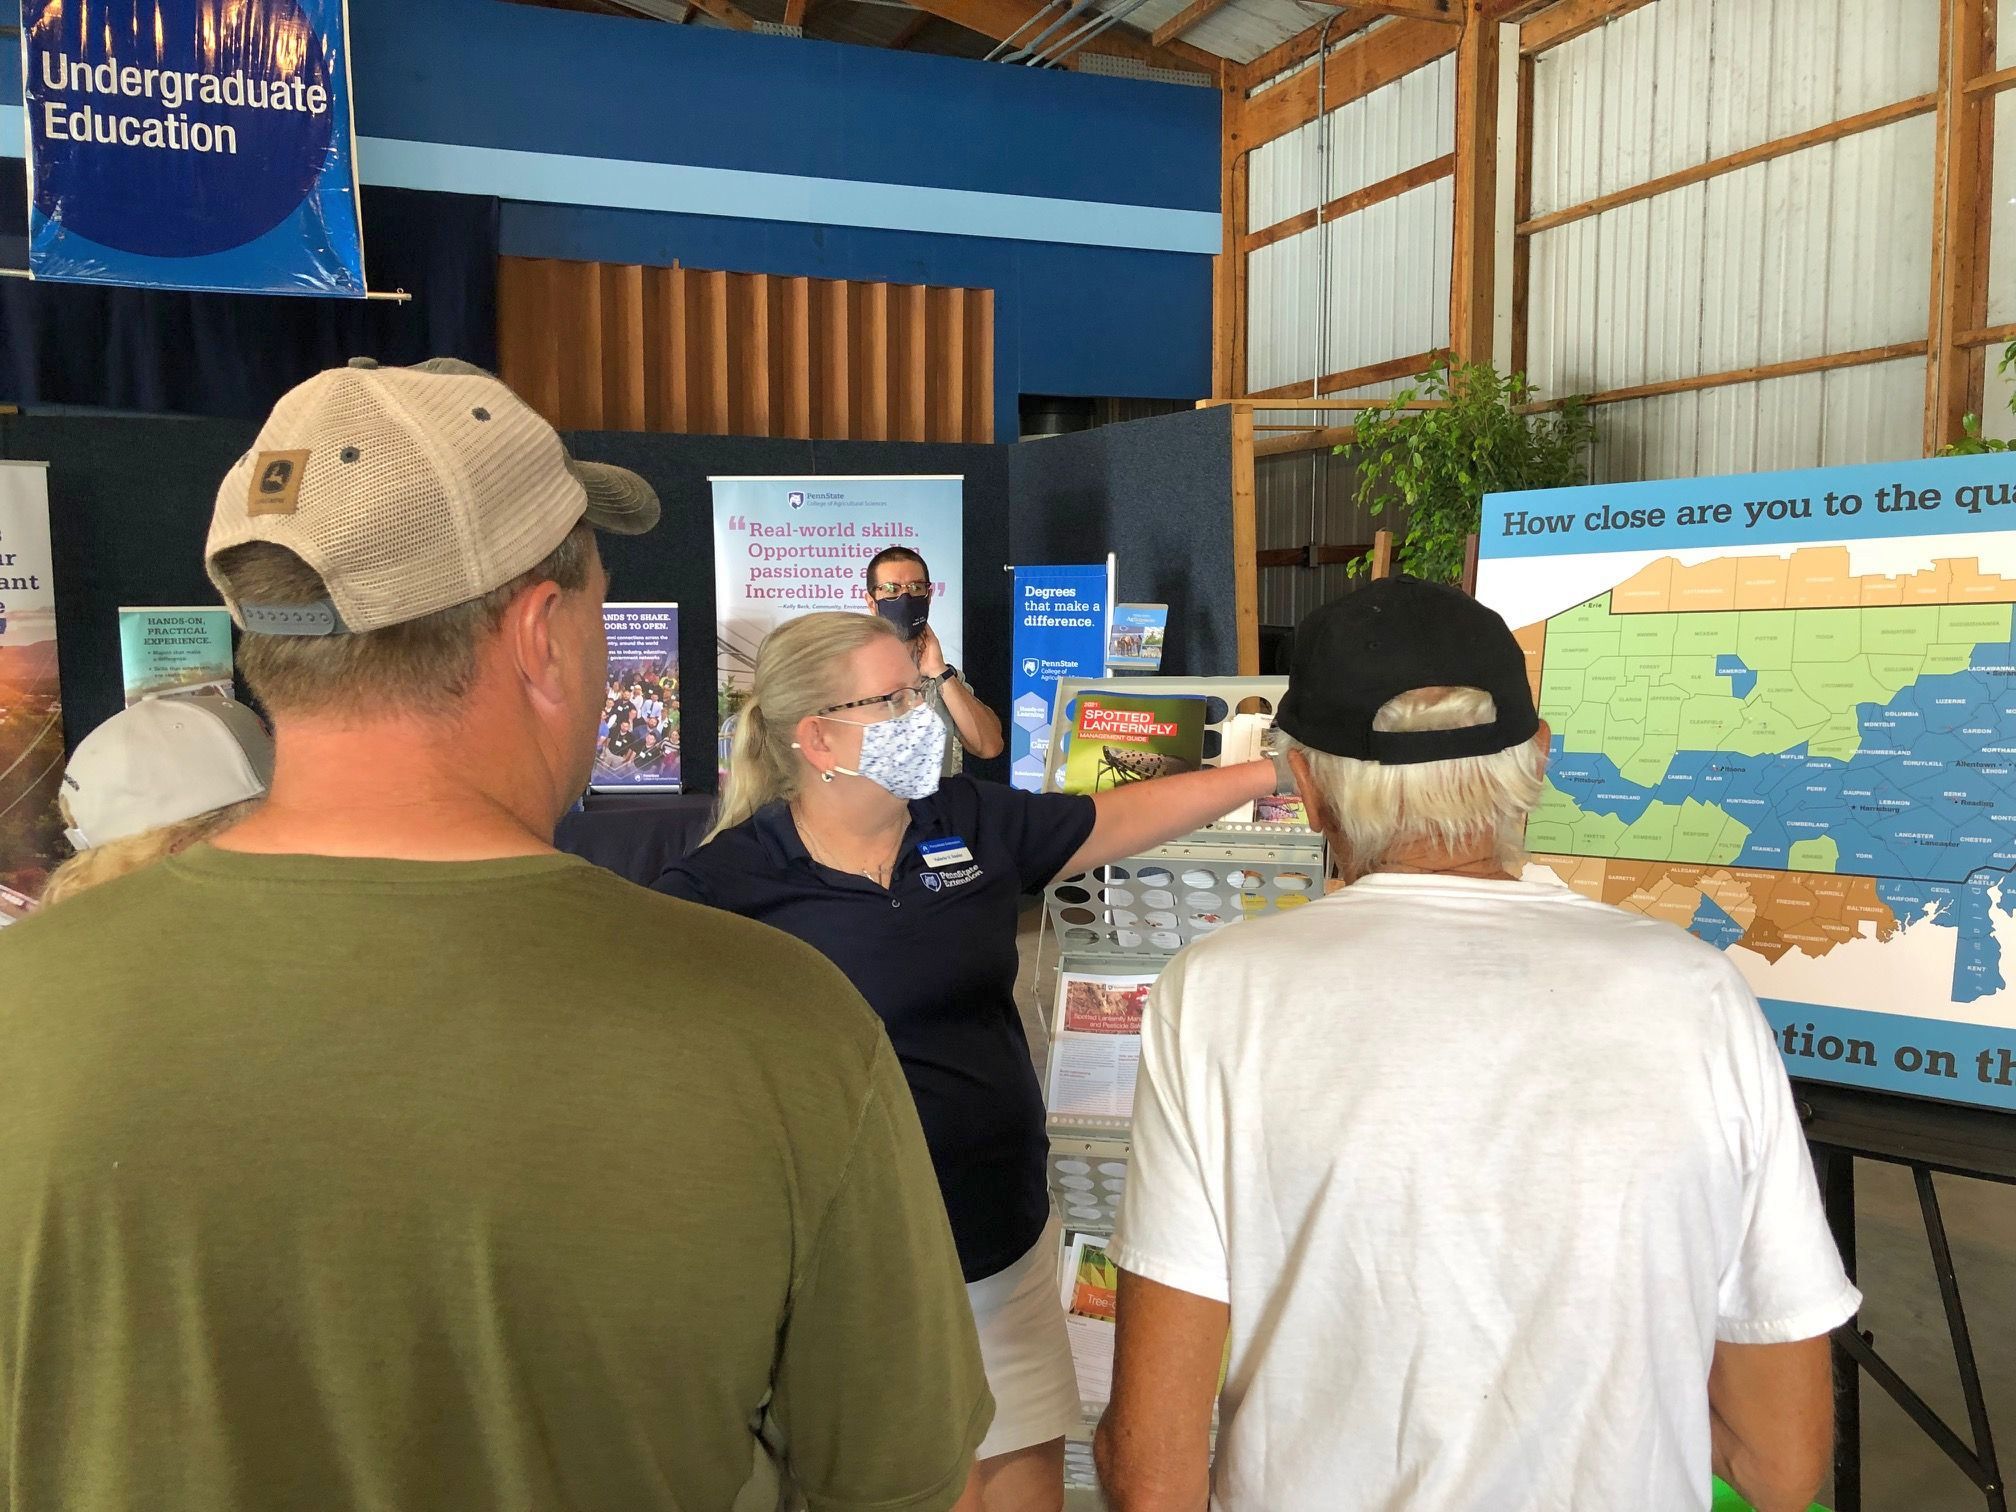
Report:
206,358,659,635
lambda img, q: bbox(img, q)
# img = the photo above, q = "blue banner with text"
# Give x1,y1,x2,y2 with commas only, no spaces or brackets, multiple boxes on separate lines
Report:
22,0,366,296
1011,565,1109,792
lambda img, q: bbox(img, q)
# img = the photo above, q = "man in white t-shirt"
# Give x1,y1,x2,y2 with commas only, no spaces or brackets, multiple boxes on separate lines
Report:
1096,576,1860,1512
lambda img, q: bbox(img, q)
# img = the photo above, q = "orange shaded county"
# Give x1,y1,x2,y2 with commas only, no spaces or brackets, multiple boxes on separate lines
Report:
1536,856,1901,962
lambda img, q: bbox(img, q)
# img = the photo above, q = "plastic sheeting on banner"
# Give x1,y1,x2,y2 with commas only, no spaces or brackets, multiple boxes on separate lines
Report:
21,0,367,297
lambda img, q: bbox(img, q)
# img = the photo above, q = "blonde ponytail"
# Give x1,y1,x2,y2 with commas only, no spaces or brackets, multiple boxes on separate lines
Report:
706,612,902,843
39,798,263,910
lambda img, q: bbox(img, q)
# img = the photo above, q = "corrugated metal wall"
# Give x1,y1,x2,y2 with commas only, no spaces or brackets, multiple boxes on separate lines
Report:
1526,0,1939,480
1248,56,1454,626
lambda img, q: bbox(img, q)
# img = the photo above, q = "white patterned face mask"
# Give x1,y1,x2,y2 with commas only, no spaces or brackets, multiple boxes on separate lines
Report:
824,702,948,800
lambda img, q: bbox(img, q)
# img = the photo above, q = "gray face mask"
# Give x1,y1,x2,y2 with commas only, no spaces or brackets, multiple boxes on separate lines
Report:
824,703,948,801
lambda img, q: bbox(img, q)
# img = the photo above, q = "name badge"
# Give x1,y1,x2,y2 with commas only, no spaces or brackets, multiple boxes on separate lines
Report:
919,837,975,868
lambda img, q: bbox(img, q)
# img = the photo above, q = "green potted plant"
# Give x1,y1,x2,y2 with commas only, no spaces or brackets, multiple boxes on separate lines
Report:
1342,356,1596,583
1944,342,2016,454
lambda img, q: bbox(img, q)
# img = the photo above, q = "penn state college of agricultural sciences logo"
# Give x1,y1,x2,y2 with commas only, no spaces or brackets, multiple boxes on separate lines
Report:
788,491,806,510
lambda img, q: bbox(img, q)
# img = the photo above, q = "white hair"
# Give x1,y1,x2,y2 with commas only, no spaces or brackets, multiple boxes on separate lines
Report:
1283,686,1548,883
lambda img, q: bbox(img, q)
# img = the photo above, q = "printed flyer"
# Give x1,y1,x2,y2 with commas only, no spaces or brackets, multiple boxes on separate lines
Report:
1045,971,1154,1122
1060,693,1207,795
1061,1231,1119,1407
118,607,235,706
594,603,681,791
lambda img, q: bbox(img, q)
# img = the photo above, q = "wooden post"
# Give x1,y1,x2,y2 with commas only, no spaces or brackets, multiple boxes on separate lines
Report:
1216,87,1251,399
1231,403,1261,674
1370,528,1396,579
1450,2,1502,366
1927,0,1997,452
1509,52,1535,380
1461,531,1481,595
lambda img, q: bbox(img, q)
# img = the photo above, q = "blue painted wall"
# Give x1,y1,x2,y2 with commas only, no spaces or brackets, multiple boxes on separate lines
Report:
1,0,1220,432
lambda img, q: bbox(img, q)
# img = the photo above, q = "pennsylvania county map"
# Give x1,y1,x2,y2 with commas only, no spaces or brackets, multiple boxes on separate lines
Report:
1515,546,2016,1007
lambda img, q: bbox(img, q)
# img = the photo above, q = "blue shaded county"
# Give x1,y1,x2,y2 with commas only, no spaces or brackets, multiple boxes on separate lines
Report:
1554,627,2016,1003
1691,894,1747,952
1716,653,1759,699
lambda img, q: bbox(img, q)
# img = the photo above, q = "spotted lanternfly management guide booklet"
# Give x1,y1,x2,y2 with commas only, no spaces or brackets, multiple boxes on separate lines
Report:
1059,693,1208,795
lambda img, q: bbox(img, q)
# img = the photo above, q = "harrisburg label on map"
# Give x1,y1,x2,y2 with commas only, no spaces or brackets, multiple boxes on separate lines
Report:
1478,456,2016,1112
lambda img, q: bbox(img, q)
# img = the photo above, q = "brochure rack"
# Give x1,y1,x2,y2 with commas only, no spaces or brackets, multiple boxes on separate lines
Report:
1035,678,1327,1465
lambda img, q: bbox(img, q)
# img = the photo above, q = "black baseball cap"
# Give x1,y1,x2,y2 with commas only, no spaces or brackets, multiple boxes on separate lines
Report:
1274,576,1541,765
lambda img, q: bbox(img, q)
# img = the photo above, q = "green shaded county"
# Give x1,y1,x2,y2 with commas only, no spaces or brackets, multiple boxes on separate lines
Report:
1786,836,1840,873
1527,786,1751,865
1536,594,2014,784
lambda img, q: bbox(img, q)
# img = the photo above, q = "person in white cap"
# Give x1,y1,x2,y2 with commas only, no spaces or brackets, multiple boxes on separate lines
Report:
0,358,992,1512
40,695,274,908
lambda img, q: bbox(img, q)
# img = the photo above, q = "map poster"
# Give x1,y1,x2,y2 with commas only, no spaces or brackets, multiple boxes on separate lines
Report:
1477,455,2016,1112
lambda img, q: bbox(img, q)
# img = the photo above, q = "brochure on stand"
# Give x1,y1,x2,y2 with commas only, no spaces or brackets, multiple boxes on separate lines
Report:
1211,709,1312,831
1046,971,1153,1123
1061,1231,1119,1408
1107,604,1168,671
1060,692,1208,794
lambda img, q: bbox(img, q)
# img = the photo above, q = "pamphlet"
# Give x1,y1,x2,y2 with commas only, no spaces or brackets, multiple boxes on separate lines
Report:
1046,970,1152,1121
1060,693,1207,795
1061,1231,1119,1407
1107,604,1168,671
118,607,234,706
1211,710,1311,829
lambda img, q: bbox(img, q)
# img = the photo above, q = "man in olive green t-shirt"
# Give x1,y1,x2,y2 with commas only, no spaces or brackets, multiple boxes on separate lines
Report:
0,360,992,1512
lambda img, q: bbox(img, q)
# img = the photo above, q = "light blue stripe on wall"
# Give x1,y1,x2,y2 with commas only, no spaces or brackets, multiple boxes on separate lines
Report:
0,106,1219,255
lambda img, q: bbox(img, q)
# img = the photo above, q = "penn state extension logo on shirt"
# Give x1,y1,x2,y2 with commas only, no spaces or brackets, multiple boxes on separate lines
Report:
919,837,982,891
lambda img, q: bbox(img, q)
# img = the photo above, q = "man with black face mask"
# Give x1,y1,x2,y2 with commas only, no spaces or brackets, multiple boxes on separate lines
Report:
865,547,1006,771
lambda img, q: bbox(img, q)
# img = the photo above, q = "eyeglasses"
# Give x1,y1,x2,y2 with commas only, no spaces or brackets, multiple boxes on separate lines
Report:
818,681,930,721
869,580,932,601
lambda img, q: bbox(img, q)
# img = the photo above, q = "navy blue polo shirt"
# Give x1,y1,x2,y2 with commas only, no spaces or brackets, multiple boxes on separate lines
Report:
655,776,1096,1283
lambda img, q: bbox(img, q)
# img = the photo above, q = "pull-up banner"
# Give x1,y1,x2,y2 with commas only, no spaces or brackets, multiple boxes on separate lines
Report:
1009,562,1111,792
712,474,964,780
20,0,367,297
0,463,62,915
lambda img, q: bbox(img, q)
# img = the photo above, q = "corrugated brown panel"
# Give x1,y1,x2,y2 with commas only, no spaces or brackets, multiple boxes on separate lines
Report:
497,257,994,442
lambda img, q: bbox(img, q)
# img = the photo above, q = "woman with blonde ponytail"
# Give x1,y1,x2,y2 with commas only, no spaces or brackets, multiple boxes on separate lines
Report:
660,610,1283,1512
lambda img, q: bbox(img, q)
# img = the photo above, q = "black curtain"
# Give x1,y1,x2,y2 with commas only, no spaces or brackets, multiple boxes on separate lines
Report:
1008,407,1237,676
0,164,498,419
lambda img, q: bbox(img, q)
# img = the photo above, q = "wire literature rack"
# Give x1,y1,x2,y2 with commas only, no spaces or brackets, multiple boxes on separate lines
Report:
1035,678,1325,1467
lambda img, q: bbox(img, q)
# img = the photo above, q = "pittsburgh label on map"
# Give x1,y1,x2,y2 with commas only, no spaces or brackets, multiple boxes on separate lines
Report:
1478,456,2016,1112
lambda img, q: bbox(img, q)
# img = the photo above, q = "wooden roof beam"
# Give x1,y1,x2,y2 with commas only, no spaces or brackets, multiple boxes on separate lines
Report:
1519,0,1656,56
1151,0,1235,48
906,0,1221,72
1346,0,1458,22
1241,17,1458,144
1231,8,1387,91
